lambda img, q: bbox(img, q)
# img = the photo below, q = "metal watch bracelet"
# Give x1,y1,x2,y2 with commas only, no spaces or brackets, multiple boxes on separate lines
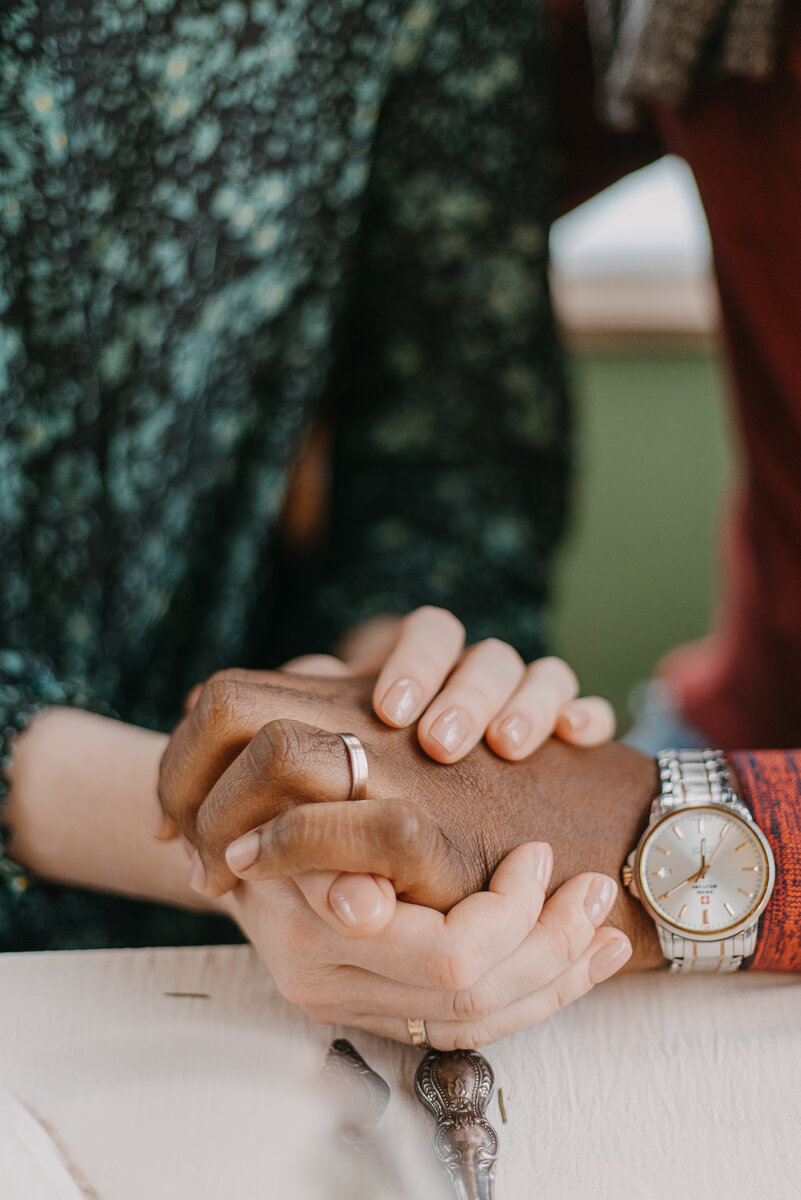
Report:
653,750,754,974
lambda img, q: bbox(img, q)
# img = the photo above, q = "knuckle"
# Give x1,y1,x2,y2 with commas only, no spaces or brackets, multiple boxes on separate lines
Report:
431,948,480,994
392,646,442,681
450,1022,491,1052
207,669,235,689
454,681,499,719
539,656,579,696
411,606,465,639
247,718,306,780
382,803,426,856
247,720,342,793
270,808,301,855
476,637,524,671
451,978,498,1023
196,674,241,732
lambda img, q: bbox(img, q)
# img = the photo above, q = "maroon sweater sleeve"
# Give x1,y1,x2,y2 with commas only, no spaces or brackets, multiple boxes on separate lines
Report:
655,8,801,751
728,751,801,971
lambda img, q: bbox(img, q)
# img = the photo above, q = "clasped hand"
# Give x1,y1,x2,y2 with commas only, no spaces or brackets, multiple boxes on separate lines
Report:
157,610,644,1048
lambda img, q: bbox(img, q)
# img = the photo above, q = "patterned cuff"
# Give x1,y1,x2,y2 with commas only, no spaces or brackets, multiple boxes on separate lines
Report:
728,750,801,972
0,650,112,894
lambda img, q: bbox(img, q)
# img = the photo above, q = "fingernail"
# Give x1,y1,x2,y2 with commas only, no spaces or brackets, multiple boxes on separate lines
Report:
329,875,387,927
589,938,632,983
226,832,260,873
534,843,553,888
379,677,424,726
429,708,472,755
498,712,534,748
584,876,617,925
562,705,590,733
188,852,207,894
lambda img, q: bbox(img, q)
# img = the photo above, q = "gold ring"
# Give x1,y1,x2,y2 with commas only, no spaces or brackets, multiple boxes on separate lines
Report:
338,733,369,802
407,1017,430,1049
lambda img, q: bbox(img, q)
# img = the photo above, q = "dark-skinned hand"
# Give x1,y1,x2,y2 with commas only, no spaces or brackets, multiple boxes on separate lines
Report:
158,668,662,968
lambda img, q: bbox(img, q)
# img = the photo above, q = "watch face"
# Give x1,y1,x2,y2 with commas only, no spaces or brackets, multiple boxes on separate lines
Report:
637,806,773,937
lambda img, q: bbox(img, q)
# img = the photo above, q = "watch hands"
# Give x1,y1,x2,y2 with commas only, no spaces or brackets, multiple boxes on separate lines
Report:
661,831,740,899
699,833,728,878
662,839,708,898
662,870,702,899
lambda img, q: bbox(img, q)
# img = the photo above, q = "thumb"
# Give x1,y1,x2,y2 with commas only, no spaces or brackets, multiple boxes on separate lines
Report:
294,870,396,938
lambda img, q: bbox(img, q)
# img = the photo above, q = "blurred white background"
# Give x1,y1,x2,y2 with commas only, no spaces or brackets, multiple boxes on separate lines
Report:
551,155,711,278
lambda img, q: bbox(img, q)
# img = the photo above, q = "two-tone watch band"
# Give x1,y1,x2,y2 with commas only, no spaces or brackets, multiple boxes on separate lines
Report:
653,750,755,974
657,925,748,974
653,749,739,817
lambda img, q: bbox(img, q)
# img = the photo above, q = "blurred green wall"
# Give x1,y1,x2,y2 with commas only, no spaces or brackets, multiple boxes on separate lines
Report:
551,349,734,726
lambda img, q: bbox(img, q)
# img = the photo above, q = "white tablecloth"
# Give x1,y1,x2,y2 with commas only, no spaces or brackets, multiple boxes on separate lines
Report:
0,945,798,1199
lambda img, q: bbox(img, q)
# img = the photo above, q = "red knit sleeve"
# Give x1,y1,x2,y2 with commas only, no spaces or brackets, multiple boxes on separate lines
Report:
728,751,801,971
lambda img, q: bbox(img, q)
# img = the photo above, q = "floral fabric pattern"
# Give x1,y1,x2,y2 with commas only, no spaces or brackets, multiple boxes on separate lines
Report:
0,0,568,949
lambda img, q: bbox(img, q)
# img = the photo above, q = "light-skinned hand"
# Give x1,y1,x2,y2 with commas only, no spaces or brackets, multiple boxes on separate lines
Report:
283,606,616,763
225,841,630,1049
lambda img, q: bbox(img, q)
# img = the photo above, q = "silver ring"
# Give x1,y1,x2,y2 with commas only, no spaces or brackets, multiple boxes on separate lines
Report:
338,733,369,802
407,1017,430,1049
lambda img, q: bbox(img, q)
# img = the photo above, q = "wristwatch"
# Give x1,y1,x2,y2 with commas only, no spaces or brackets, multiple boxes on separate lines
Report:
622,750,776,972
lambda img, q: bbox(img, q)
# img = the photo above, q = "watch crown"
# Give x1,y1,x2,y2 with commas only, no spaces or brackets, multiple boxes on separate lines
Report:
621,864,633,888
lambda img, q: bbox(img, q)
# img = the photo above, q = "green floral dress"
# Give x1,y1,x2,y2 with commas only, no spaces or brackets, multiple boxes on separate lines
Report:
0,0,569,950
